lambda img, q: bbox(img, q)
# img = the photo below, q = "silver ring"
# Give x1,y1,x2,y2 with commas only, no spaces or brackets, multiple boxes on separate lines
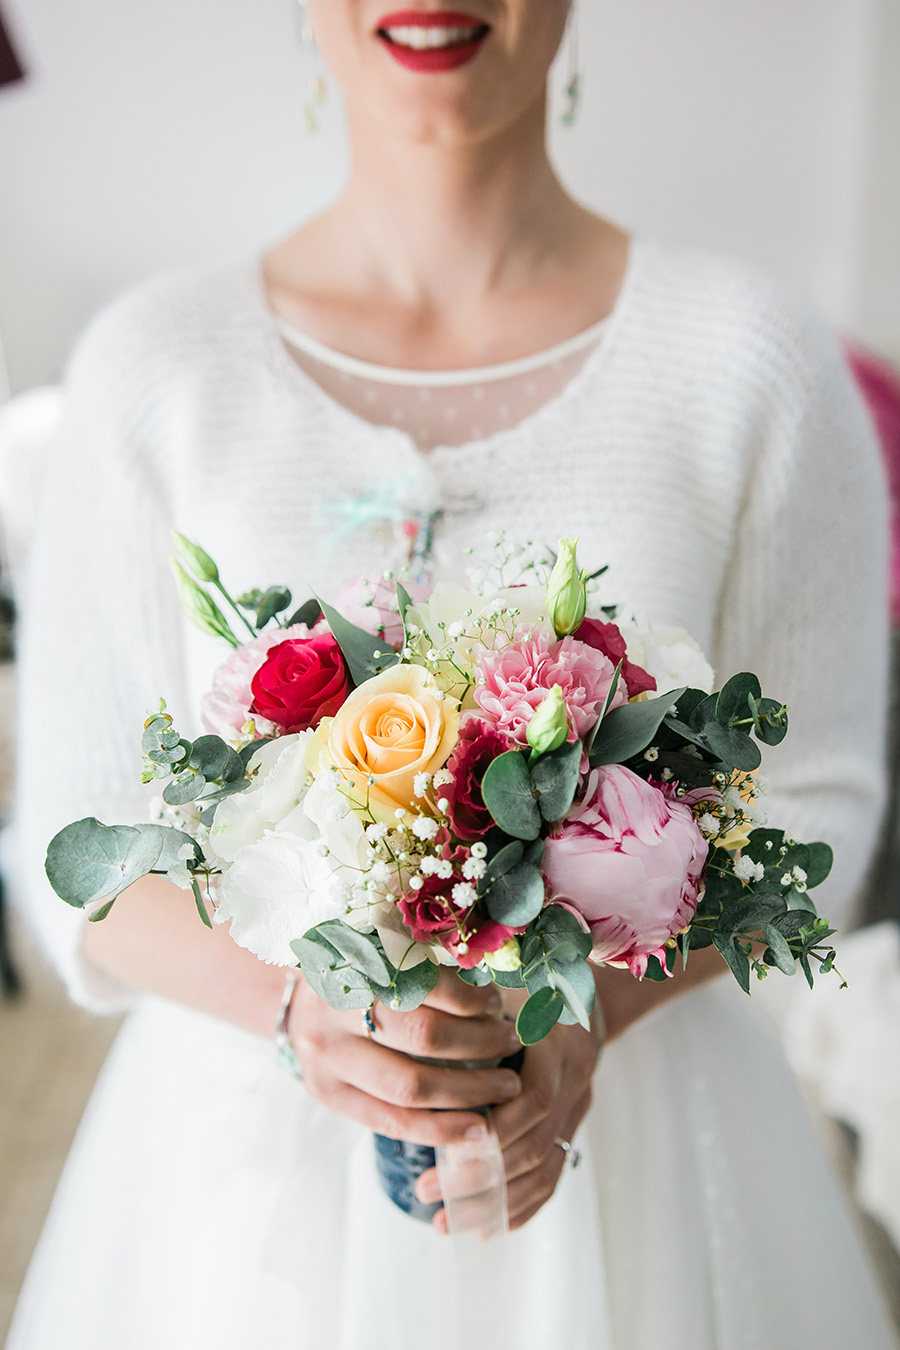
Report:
362,1007,377,1039
554,1136,582,1169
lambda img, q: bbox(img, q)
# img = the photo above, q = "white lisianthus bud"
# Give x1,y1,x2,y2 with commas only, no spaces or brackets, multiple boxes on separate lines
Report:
545,537,589,636
171,530,220,584
169,560,236,644
526,684,569,758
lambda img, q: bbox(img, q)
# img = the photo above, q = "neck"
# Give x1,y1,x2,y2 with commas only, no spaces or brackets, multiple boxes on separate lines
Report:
330,96,586,313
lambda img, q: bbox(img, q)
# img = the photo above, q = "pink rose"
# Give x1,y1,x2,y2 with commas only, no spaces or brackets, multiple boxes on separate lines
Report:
474,632,626,745
573,618,657,698
200,621,325,740
334,574,428,652
542,765,707,978
444,717,512,841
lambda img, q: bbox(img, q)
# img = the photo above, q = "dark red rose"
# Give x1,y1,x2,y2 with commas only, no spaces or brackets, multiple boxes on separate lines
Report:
250,633,350,732
574,618,657,698
444,718,511,841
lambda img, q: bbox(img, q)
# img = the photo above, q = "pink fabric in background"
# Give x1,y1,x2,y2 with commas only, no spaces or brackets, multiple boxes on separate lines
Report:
846,343,900,624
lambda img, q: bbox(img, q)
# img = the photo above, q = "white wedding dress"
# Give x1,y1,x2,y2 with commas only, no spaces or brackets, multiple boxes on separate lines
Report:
8,236,899,1349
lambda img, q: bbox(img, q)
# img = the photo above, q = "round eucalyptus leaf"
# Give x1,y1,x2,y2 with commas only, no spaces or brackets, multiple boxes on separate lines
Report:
45,818,164,908
189,735,232,781
749,695,789,746
547,960,595,1030
701,721,762,771
481,751,540,841
715,672,761,727
483,861,545,926
532,739,581,823
371,958,439,1011
804,841,833,889
516,986,564,1045
162,770,206,805
762,923,796,976
457,965,493,987
315,919,394,986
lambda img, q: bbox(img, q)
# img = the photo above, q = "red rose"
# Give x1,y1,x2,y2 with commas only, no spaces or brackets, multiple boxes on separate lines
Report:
574,618,657,698
444,718,511,841
250,633,350,733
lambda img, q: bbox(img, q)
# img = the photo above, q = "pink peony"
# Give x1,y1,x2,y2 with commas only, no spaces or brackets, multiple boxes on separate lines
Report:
542,765,708,978
200,621,326,740
474,632,626,745
334,574,428,651
444,717,512,841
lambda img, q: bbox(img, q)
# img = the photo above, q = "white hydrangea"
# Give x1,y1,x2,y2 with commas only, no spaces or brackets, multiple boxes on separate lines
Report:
620,622,716,695
207,733,316,864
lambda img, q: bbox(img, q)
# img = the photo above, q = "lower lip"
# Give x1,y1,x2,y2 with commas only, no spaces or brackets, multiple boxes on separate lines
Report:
378,33,488,72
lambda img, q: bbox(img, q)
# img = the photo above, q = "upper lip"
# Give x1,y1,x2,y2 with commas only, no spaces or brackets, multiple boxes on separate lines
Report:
375,10,489,31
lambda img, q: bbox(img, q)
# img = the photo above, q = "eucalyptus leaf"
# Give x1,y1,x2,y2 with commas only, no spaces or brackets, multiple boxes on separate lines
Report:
713,931,751,994
589,687,685,767
481,751,541,841
239,738,273,770
286,598,322,629
45,818,164,908
516,986,564,1045
762,923,796,976
483,860,545,926
489,967,526,989
748,694,789,745
458,965,493,986
532,739,582,822
534,905,592,960
804,842,834,889
477,838,524,895
701,721,762,771
87,898,117,923
318,596,401,685
162,769,206,806
395,581,414,625
189,734,233,781
315,919,394,985
256,586,292,629
715,672,761,728
547,960,595,1030
372,958,440,1011
716,895,785,935
191,877,213,929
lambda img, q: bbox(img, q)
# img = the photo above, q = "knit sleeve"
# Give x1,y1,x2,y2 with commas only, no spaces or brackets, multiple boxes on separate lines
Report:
13,297,187,1011
713,295,889,929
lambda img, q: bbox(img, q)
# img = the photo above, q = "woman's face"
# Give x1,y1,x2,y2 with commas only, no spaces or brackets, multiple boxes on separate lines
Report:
307,1,572,145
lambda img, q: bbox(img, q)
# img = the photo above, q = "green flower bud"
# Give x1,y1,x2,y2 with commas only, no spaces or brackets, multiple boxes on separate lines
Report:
171,531,220,585
169,559,236,644
526,684,569,757
546,537,589,637
484,938,522,972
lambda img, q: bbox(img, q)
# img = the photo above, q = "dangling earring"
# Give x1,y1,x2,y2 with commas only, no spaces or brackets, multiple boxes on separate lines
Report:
296,0,326,133
561,5,581,128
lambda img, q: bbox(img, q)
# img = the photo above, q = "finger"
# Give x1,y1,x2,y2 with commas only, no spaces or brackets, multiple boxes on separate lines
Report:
370,1003,522,1063
504,1152,565,1229
423,970,504,1018
500,1088,590,1185
310,1078,495,1149
315,1032,522,1111
491,1057,561,1149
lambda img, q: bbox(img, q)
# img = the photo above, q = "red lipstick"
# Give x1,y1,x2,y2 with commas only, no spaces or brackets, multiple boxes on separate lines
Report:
376,10,490,73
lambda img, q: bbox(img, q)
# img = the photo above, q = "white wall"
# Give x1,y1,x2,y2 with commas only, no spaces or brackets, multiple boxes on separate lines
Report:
0,0,897,394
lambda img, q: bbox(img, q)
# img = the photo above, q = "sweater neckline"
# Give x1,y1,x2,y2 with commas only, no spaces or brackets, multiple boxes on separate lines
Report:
249,233,645,459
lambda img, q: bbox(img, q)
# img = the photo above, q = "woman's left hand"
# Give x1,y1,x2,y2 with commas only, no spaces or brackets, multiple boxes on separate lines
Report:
414,1011,602,1233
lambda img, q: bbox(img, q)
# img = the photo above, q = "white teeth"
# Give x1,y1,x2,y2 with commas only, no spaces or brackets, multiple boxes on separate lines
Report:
384,24,481,50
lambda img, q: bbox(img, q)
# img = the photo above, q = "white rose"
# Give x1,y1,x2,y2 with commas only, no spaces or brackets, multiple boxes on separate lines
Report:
621,623,715,695
208,733,314,863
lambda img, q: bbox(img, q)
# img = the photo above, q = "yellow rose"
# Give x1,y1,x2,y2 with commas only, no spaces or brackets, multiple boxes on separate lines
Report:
307,664,460,823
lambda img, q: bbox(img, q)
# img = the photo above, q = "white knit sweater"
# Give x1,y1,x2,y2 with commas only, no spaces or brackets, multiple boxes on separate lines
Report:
15,235,889,1008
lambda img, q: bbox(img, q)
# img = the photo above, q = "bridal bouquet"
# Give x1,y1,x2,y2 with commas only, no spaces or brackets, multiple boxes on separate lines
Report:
46,532,840,1047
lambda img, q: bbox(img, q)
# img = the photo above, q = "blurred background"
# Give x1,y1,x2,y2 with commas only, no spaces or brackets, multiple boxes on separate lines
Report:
0,0,898,1340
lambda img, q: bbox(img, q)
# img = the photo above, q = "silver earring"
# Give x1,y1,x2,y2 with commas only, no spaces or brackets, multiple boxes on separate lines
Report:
296,0,326,133
561,6,581,128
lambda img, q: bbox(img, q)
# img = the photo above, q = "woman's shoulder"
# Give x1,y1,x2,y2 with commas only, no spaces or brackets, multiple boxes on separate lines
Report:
627,235,845,400
65,259,265,393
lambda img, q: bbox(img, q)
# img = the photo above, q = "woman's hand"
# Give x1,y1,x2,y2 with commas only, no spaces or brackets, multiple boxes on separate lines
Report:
414,1010,602,1233
290,968,523,1146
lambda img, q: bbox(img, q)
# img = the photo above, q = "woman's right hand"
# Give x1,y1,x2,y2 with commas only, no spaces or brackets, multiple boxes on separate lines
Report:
290,969,523,1145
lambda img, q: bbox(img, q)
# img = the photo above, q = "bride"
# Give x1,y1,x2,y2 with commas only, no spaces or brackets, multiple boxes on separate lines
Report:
9,2,899,1346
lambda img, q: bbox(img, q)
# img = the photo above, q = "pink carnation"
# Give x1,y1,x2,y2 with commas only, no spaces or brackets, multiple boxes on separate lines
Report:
334,574,428,651
200,621,326,740
542,765,708,978
474,633,626,745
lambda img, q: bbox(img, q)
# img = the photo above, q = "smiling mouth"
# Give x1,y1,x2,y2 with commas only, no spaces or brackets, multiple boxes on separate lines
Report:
378,22,490,51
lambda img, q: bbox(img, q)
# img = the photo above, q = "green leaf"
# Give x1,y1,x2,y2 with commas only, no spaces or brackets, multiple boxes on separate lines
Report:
589,687,686,767
290,934,374,1011
762,923,796,976
87,897,117,923
515,986,564,1045
715,672,761,728
395,582,414,625
713,931,751,993
45,818,164,909
191,877,213,929
534,905,592,961
256,586,292,629
532,739,582,823
716,895,785,935
147,825,202,873
481,751,541,841
314,920,394,986
372,958,440,1011
239,738,273,770
701,721,762,771
489,967,527,989
688,693,719,733
317,597,400,686
483,860,545,927
286,598,322,629
548,959,595,1030
805,842,833,889
162,769,206,805
189,734,233,781
457,965,493,986
768,909,819,941
477,839,524,895
748,694,789,746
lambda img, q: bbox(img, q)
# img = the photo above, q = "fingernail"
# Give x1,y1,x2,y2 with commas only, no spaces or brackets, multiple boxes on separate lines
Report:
487,992,502,1013
465,1122,487,1141
498,1073,520,1097
417,1176,442,1202
507,1027,521,1052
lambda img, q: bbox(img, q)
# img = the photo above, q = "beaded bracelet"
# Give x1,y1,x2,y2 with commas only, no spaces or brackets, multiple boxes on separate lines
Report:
274,971,304,1081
